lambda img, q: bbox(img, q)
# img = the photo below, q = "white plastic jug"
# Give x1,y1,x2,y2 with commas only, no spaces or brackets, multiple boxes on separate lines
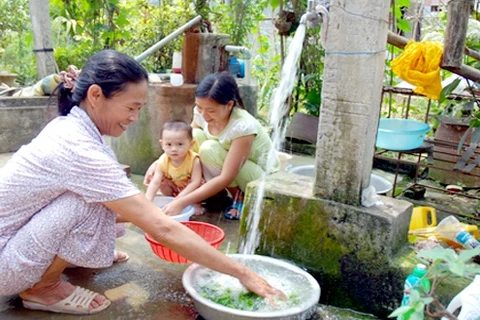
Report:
442,275,480,320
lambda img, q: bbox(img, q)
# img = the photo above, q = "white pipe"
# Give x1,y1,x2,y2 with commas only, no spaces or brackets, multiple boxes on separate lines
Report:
135,15,202,63
300,13,308,25
225,45,251,84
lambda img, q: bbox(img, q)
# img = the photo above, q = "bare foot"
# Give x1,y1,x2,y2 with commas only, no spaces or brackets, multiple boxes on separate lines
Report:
20,280,108,310
193,203,205,215
224,201,243,220
227,208,240,218
113,250,129,263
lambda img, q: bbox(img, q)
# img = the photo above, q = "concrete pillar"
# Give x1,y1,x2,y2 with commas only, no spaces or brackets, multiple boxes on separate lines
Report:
182,33,230,84
29,0,56,79
314,0,390,205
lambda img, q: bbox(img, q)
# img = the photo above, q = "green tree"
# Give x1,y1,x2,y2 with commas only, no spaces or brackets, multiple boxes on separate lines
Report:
0,0,35,84
212,0,269,46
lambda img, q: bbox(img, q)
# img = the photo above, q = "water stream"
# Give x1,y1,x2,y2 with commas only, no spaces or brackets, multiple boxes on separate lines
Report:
239,22,307,254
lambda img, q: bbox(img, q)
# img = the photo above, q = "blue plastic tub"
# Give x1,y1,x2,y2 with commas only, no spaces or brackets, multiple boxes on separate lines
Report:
376,118,430,151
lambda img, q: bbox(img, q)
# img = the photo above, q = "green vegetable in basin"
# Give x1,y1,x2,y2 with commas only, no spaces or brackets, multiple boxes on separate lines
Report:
198,284,301,311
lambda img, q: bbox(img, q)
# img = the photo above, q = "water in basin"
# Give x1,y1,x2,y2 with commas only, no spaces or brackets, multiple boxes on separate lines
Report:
183,254,320,320
194,262,312,312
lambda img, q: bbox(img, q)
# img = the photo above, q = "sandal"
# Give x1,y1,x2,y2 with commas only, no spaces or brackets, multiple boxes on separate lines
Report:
22,286,111,315
224,202,243,220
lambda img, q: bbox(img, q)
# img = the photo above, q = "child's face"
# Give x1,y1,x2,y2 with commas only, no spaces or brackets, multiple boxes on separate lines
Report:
160,129,194,161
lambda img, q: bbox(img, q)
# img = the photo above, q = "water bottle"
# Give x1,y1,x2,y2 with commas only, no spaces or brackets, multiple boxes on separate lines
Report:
398,263,431,320
228,56,245,78
436,216,480,249
441,275,480,320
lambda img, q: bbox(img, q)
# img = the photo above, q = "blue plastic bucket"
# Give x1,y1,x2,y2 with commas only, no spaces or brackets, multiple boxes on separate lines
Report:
376,118,430,151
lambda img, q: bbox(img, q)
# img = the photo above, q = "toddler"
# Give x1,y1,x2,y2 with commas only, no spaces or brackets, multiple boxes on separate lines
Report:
145,120,204,215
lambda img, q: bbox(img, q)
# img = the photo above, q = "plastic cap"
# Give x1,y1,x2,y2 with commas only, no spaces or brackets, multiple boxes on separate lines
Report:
413,263,428,277
416,263,427,270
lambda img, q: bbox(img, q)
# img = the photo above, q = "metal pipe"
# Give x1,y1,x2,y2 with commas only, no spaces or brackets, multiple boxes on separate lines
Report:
307,0,314,12
135,15,202,63
225,45,251,84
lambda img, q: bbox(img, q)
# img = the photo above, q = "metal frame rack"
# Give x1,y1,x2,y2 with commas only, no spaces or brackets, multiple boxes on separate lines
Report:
375,86,480,220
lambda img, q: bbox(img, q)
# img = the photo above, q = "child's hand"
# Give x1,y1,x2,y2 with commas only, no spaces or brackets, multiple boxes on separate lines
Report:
143,160,158,186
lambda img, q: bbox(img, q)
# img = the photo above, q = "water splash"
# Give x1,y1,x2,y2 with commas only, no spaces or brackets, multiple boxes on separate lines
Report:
240,23,307,254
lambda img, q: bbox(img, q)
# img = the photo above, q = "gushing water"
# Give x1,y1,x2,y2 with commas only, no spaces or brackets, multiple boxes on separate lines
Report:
239,23,307,254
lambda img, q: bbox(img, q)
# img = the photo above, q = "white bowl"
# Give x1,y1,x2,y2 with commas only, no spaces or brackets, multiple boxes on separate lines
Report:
287,165,393,195
182,254,320,320
153,196,194,222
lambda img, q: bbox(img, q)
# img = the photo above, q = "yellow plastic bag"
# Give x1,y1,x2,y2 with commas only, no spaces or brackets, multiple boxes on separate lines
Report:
391,41,443,100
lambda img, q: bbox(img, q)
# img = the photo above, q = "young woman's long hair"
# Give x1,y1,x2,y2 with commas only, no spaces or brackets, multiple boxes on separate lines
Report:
195,72,245,109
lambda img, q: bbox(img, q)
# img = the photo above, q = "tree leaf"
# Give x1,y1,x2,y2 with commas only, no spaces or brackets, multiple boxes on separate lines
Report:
421,297,434,305
397,0,411,7
462,100,475,112
397,20,412,33
71,20,77,34
458,127,472,153
410,311,425,320
458,247,480,262
413,300,425,313
448,261,465,277
471,128,480,144
440,78,461,104
409,288,421,301
269,0,280,10
417,247,457,263
464,265,480,276
388,306,413,317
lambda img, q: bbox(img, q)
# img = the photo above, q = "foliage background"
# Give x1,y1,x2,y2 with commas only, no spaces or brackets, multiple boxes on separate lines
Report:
0,0,318,119
2,0,478,125
1,0,274,85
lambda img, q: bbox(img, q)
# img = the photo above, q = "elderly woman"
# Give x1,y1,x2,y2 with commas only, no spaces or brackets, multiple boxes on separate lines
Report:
0,50,282,315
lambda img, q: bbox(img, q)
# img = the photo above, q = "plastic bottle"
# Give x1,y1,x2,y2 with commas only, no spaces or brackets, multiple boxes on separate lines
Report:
435,216,480,249
441,275,480,320
398,263,431,320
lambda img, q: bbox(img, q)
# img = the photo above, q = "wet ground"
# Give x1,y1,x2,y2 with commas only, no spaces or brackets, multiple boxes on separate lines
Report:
3,150,476,319
0,152,381,320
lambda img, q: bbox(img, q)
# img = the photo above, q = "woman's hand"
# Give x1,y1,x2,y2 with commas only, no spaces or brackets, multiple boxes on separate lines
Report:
143,160,159,186
238,267,286,305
